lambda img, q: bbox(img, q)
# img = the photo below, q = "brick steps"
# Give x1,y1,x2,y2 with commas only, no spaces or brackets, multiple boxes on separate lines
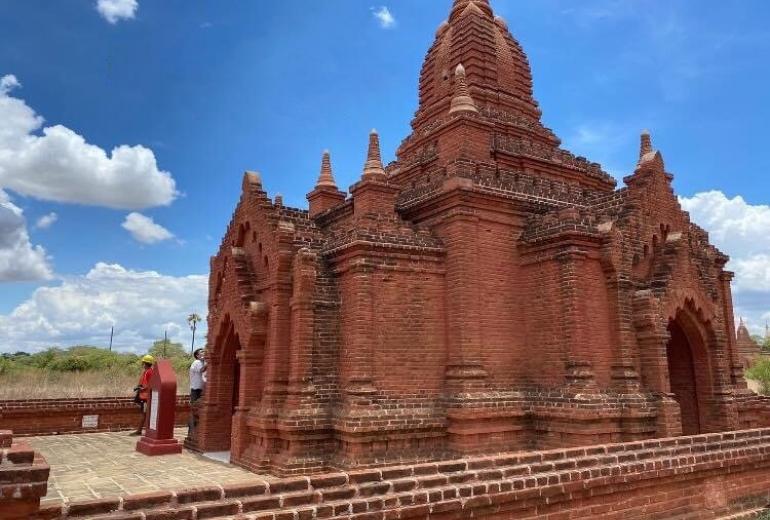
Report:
0,431,51,520
35,429,770,519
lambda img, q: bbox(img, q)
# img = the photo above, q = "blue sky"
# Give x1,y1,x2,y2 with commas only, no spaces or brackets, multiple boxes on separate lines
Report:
1,0,769,352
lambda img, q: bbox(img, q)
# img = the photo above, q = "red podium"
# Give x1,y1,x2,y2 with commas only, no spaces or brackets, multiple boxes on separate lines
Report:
136,359,183,456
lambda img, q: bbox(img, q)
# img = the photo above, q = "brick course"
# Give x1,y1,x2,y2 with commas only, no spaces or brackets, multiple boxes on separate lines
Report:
0,397,190,436
32,428,770,519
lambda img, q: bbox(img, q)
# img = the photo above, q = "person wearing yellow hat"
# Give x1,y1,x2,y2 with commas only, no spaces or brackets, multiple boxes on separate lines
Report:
130,354,155,436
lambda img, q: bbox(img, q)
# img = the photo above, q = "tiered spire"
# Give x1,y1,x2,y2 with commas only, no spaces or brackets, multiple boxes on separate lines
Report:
450,0,492,21
315,150,337,188
449,64,478,115
362,129,386,179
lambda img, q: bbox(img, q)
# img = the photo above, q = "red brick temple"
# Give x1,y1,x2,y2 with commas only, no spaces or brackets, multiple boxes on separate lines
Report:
190,0,769,476
736,319,764,369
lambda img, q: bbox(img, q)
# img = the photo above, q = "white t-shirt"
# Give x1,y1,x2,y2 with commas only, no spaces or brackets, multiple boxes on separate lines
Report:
190,359,205,390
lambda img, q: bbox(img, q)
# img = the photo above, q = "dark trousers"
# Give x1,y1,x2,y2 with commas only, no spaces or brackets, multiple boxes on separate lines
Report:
188,389,203,437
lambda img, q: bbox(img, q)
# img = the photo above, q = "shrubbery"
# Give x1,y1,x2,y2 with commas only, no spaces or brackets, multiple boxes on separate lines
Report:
1,341,193,374
746,358,770,395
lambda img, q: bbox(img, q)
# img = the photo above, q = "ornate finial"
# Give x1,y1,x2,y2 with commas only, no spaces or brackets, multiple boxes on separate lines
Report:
362,129,386,179
245,170,262,186
316,150,337,188
449,63,478,115
639,130,653,161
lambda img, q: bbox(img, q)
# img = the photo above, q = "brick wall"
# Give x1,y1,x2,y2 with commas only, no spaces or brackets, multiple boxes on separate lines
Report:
0,430,50,520
35,428,770,519
0,396,190,436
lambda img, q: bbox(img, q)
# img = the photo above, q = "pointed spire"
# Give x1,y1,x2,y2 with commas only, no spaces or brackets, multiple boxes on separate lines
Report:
450,0,492,21
449,64,478,115
316,150,337,188
362,129,386,179
639,130,653,162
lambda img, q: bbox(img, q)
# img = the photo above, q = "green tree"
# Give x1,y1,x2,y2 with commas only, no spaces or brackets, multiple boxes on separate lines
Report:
149,339,188,359
187,313,202,356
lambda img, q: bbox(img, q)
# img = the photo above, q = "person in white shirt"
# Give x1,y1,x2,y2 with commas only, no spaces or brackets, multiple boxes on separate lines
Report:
189,348,207,402
188,349,207,437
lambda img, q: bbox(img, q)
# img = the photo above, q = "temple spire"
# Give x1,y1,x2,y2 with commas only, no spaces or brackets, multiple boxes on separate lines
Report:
639,130,653,162
316,150,337,188
449,64,478,115
450,0,492,20
362,129,386,179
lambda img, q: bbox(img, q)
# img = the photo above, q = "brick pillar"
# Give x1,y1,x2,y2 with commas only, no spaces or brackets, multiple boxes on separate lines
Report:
633,290,683,437
719,270,746,388
556,249,599,392
603,261,642,392
287,249,318,397
437,208,488,395
231,349,262,462
259,233,295,420
340,260,378,397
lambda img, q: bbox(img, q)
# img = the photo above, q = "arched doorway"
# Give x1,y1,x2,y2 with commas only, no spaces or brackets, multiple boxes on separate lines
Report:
198,317,242,453
666,314,711,436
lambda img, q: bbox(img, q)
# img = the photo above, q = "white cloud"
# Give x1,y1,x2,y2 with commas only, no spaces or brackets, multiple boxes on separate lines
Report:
122,212,174,244
0,189,52,281
35,212,58,230
0,263,207,353
96,0,138,24
371,6,396,29
0,74,177,210
679,191,770,261
680,190,770,334
0,74,20,94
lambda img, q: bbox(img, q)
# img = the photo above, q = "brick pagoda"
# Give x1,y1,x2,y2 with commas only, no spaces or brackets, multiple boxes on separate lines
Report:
736,318,764,369
190,0,767,475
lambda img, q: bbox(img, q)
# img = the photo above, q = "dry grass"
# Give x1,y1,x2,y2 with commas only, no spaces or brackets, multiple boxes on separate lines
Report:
0,369,190,400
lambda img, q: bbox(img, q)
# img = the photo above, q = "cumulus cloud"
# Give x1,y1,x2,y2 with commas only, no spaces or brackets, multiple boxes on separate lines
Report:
0,263,207,353
0,189,52,281
35,212,58,230
371,6,396,29
680,190,770,332
0,74,177,210
96,0,138,24
122,212,174,244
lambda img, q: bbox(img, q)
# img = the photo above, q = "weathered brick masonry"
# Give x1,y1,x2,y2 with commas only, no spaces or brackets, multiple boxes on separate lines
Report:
0,430,50,520
33,429,770,519
0,397,190,436
190,0,770,476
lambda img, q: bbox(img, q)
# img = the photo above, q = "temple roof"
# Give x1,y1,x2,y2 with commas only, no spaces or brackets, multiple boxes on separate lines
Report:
411,0,544,136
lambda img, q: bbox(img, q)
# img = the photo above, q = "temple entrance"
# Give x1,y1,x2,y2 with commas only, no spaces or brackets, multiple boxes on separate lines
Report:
202,318,242,454
666,317,707,435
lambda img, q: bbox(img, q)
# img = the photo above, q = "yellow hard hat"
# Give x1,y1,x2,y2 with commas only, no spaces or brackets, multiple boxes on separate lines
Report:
141,355,155,364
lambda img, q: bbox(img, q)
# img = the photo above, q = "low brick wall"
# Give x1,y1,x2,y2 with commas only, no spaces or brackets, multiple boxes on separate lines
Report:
0,430,50,520
33,428,770,519
0,396,190,436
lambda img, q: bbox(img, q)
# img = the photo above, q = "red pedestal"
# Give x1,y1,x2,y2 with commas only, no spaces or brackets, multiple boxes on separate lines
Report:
136,359,183,456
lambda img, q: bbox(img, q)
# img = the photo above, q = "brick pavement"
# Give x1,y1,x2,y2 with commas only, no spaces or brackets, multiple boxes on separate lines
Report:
26,428,269,504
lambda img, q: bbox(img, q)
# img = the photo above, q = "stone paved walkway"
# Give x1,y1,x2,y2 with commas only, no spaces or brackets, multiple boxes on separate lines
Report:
27,428,270,504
